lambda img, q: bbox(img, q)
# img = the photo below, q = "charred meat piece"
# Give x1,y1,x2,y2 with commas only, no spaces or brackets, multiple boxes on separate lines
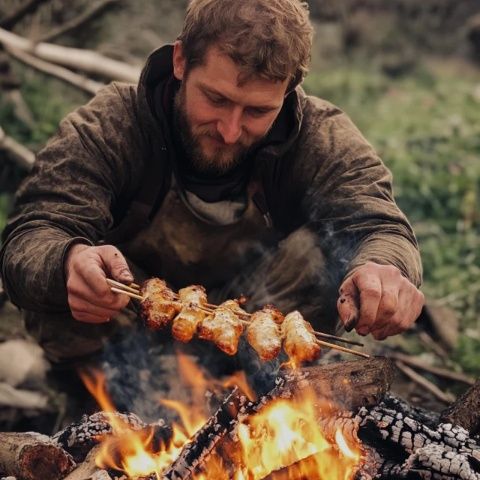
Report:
246,305,284,361
197,300,245,355
282,310,321,364
140,278,181,330
172,285,208,343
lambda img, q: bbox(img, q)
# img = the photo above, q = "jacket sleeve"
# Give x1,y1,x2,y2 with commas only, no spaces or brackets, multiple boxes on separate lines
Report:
0,83,143,313
301,100,422,287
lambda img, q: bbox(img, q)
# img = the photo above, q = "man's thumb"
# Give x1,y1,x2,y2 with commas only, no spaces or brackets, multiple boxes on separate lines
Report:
337,276,360,332
101,246,134,283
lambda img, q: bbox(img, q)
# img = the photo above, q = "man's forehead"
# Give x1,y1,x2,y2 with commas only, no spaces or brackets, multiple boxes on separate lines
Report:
192,45,289,103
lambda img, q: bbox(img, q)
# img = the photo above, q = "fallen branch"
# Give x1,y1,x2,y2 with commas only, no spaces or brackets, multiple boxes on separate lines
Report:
0,126,35,170
7,47,104,95
0,432,75,480
389,352,476,386
395,361,456,404
35,0,120,43
0,27,141,82
0,0,51,29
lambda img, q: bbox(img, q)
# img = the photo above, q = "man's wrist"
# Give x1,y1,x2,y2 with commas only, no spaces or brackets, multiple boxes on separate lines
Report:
63,239,93,281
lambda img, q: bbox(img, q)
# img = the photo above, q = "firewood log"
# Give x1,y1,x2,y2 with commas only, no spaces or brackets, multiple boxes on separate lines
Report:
274,357,395,410
0,432,75,480
441,380,480,436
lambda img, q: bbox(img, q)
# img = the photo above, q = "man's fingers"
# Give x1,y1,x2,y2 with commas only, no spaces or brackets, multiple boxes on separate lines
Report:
68,296,125,318
99,246,133,284
71,310,111,324
353,273,382,335
337,276,360,331
370,283,425,340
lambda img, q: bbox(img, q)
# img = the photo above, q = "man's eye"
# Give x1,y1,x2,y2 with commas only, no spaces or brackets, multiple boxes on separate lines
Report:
208,95,226,106
246,107,269,117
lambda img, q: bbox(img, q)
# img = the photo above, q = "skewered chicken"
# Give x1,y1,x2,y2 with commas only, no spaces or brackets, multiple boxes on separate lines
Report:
140,278,181,330
172,285,208,343
197,300,245,355
246,305,284,361
117,277,366,365
282,310,321,364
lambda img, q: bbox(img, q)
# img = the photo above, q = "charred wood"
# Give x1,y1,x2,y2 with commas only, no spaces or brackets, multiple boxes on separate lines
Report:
356,395,480,479
161,386,252,480
441,381,480,436
274,357,395,410
53,411,172,464
0,431,75,480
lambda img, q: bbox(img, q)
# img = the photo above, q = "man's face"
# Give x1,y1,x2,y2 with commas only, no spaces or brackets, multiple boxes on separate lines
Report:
173,42,289,175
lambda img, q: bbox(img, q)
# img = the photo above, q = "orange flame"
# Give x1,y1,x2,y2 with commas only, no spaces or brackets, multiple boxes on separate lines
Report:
81,359,362,480
233,389,362,480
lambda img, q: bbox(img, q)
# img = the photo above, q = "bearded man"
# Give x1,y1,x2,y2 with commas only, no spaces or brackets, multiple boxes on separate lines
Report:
0,0,424,367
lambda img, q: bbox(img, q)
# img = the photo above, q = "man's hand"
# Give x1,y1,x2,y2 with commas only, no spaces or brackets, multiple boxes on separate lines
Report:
336,262,424,340
65,244,134,323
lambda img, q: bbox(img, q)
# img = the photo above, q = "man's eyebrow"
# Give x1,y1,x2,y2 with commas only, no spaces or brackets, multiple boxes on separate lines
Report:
199,83,281,110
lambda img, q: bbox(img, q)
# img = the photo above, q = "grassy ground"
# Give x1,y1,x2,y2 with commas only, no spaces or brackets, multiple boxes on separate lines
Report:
304,59,480,376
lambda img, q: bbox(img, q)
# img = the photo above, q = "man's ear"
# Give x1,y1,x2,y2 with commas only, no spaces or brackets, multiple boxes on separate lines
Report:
173,40,186,81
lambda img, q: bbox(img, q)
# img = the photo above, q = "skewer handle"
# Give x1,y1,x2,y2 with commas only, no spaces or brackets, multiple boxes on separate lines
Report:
313,331,364,347
110,287,144,301
315,338,370,359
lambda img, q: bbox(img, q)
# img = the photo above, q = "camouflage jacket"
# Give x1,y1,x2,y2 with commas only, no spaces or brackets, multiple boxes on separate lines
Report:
0,45,422,314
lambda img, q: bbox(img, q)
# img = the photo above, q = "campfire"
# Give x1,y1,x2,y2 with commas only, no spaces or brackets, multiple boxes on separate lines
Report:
0,277,478,480
1,355,479,480
78,354,362,480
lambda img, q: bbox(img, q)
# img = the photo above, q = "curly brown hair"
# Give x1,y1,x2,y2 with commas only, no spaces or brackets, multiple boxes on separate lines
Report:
178,0,313,91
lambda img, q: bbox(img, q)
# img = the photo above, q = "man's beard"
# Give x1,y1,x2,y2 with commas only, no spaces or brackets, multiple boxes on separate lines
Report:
173,85,262,177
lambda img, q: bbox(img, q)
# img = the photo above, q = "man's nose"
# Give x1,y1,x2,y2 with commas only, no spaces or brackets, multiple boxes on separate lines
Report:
217,107,243,144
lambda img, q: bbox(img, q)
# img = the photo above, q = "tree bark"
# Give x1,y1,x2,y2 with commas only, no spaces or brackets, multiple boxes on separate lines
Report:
0,432,75,480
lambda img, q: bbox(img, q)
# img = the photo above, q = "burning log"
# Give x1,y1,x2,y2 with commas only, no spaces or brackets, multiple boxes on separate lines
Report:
161,386,251,480
356,394,480,479
274,357,395,410
53,411,172,464
0,431,75,480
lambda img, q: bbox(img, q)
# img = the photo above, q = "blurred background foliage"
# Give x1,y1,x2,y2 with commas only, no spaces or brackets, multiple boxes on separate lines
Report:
0,0,479,374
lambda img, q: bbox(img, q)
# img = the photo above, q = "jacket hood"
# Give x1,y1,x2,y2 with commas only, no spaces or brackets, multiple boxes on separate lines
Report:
137,44,306,159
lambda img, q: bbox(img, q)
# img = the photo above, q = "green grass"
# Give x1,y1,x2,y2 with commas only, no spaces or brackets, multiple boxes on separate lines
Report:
304,63,480,375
